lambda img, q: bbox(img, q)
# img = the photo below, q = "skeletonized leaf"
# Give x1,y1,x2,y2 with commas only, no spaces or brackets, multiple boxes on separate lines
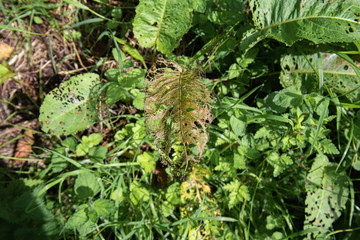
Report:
241,0,360,52
133,0,192,54
145,59,214,164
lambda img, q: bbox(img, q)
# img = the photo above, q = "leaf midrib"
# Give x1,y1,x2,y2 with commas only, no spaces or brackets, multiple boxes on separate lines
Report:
261,15,360,32
155,0,168,43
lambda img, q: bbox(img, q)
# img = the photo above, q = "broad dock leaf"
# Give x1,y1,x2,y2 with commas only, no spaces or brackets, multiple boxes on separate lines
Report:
241,0,360,52
39,73,100,135
304,155,349,238
280,53,360,102
133,0,192,54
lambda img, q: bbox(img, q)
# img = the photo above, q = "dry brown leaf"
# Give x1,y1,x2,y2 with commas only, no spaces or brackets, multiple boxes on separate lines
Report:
145,59,214,166
0,42,14,61
13,130,34,167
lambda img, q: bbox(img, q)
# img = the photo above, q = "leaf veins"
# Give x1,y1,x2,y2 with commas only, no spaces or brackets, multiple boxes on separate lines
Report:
144,59,214,166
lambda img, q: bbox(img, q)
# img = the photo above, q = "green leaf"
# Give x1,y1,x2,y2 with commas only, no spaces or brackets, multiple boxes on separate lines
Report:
166,182,181,205
76,143,89,156
228,63,244,80
65,205,89,230
265,86,303,113
111,7,122,19
266,152,293,177
223,180,250,209
304,155,349,239
62,137,77,152
104,68,121,82
112,48,126,69
130,119,147,146
74,171,100,199
230,115,247,136
133,0,192,54
34,16,43,24
130,181,150,205
105,82,130,105
0,62,15,84
123,68,146,88
320,139,339,155
254,127,271,139
190,0,206,13
93,199,116,218
133,91,145,110
266,215,284,230
77,219,96,236
51,148,68,173
89,146,108,162
242,0,360,52
86,133,102,146
137,152,156,174
233,153,246,169
110,188,125,203
304,93,329,117
161,201,175,217
39,73,100,135
281,53,360,102
114,128,128,141
115,37,147,70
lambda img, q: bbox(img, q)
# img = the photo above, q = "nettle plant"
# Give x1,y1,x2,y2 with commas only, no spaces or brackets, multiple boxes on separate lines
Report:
37,0,360,239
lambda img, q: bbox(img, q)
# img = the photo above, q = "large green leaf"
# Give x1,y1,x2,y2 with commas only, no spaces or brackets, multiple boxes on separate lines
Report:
304,155,349,238
39,73,100,135
280,53,360,102
241,0,360,52
133,0,192,54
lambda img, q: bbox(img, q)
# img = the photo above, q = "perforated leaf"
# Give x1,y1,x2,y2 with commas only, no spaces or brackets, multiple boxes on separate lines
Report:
144,60,214,163
280,53,360,102
133,0,192,54
39,73,100,135
304,155,349,239
241,0,360,52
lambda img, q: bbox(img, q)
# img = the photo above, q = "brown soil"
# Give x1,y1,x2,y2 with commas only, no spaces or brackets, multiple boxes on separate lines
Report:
0,4,77,168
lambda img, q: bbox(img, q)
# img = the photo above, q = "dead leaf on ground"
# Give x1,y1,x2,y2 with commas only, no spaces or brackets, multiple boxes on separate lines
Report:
0,42,13,61
13,130,34,167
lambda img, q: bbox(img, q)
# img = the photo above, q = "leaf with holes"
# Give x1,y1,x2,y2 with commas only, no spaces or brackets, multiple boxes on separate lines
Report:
280,53,360,102
144,59,214,163
304,155,349,239
133,0,192,54
39,73,100,136
241,0,360,53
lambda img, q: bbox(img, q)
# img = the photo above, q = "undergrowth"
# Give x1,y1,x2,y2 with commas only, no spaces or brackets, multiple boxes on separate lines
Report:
1,0,360,240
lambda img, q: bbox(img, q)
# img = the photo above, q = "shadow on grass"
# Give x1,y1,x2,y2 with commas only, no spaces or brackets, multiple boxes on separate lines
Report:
0,172,59,240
